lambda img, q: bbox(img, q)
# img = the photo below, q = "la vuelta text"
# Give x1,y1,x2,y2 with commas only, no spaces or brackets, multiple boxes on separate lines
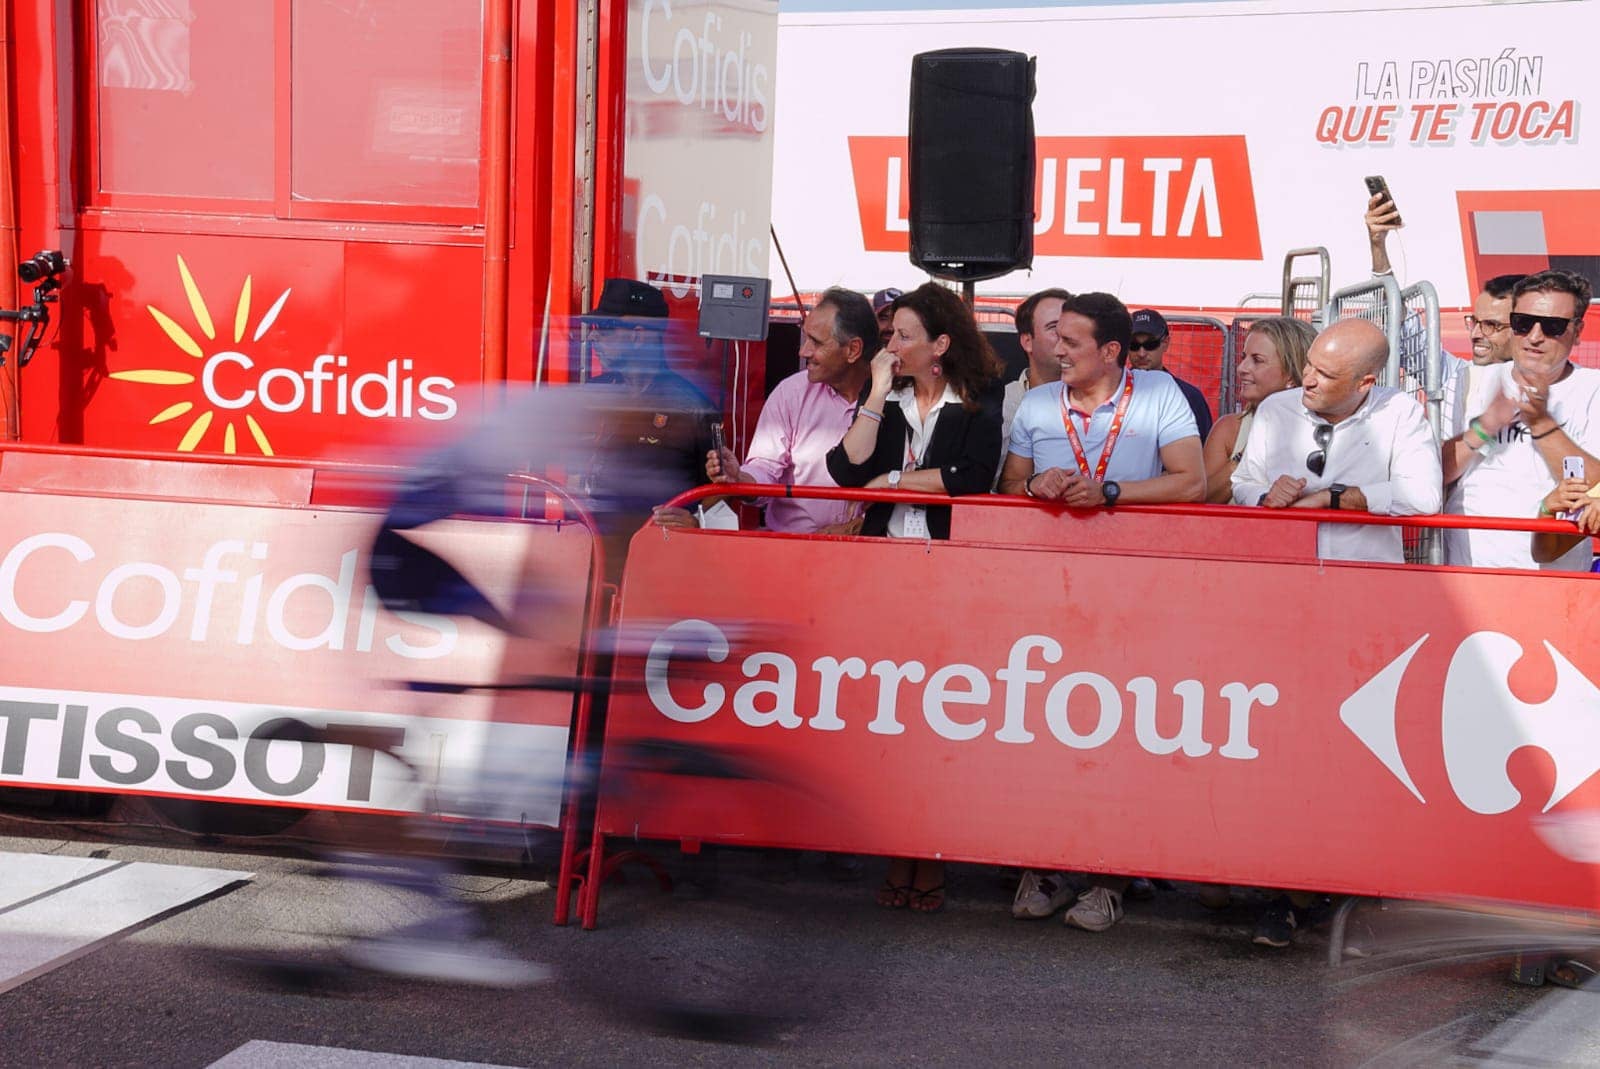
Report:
646,620,1278,759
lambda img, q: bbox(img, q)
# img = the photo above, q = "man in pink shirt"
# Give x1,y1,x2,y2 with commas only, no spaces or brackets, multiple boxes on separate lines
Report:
705,287,879,533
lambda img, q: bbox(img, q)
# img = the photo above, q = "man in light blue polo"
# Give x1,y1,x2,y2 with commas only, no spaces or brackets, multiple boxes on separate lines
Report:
997,291,1205,509
995,290,1204,933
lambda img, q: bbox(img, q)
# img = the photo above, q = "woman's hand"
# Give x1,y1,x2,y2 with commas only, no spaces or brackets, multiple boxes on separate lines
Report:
869,349,900,399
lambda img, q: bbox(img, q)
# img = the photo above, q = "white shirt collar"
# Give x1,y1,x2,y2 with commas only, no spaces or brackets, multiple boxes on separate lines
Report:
888,382,961,407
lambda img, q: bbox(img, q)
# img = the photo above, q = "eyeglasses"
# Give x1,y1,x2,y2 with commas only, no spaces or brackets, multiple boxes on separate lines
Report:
1306,422,1333,477
1463,315,1510,334
1509,312,1578,338
1128,337,1165,352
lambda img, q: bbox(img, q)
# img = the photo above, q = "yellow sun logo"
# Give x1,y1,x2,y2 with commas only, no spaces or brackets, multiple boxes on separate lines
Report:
110,255,292,455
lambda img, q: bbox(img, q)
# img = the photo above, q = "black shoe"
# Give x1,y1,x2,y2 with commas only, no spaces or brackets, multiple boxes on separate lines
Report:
1252,900,1300,948
1127,877,1156,901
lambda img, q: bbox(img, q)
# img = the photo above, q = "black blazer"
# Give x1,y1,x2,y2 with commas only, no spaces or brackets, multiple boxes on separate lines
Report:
825,390,1002,539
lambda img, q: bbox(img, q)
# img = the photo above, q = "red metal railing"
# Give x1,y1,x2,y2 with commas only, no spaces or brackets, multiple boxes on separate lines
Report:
662,482,1591,537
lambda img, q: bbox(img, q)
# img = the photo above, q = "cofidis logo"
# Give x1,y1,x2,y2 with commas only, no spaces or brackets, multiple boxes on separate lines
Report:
111,256,459,455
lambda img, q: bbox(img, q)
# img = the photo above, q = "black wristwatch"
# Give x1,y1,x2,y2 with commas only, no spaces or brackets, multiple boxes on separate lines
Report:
1101,480,1121,507
1328,483,1347,510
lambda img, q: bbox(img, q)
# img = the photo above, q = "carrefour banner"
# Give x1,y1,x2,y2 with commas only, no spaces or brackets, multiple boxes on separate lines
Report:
768,0,1595,306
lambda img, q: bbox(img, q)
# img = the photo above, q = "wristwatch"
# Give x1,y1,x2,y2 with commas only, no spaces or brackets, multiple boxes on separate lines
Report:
1101,480,1121,507
1329,483,1347,510
887,469,902,490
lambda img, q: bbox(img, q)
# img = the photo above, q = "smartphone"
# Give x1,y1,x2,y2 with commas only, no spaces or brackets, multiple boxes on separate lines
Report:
1364,175,1402,225
1561,456,1585,519
711,421,726,459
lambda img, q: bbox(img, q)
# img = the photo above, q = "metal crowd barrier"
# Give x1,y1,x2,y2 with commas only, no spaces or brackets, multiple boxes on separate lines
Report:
1163,314,1233,420
1399,281,1446,565
1281,247,1331,320
1323,277,1447,564
1324,274,1405,387
578,483,1600,930
0,441,609,928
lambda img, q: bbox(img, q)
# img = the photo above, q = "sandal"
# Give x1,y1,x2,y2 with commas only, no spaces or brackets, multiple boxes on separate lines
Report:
876,880,911,909
907,885,945,914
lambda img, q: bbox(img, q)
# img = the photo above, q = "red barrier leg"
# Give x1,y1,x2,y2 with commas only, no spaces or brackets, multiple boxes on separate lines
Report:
580,818,607,929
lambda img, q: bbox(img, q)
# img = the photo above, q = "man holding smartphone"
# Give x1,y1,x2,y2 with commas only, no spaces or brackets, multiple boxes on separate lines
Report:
703,287,879,535
1363,180,1526,406
1440,269,1599,570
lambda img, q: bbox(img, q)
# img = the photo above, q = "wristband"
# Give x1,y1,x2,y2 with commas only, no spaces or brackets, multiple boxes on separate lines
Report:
1469,418,1495,445
1024,472,1039,498
856,407,882,423
1531,423,1563,440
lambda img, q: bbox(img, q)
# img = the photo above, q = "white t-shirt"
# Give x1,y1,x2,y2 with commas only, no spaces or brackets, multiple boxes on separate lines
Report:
1441,357,1501,440
1444,361,1600,571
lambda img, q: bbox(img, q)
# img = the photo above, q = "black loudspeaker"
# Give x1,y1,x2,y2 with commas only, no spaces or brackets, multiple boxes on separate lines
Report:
908,48,1036,283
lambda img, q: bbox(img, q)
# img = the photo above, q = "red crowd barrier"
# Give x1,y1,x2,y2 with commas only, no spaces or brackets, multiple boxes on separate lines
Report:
0,443,606,925
581,486,1600,928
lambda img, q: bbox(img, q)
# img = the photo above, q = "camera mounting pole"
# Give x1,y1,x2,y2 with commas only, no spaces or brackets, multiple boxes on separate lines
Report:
0,259,66,370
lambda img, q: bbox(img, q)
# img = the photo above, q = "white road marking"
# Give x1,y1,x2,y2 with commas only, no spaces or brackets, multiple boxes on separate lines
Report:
208,1040,526,1069
0,851,250,994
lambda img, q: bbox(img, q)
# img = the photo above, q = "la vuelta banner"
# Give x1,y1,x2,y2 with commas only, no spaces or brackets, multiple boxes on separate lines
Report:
601,513,1600,910
849,135,1261,261
0,491,591,824
769,0,1597,307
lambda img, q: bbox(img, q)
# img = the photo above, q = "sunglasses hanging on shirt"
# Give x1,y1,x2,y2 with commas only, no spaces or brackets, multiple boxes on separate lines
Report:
1306,422,1333,477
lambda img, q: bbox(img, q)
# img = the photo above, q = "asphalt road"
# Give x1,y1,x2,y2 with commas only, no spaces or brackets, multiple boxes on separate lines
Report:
1,808,1595,1068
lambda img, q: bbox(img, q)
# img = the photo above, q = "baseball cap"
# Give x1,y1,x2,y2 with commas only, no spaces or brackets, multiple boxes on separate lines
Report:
871,288,903,313
1130,309,1169,337
586,278,670,322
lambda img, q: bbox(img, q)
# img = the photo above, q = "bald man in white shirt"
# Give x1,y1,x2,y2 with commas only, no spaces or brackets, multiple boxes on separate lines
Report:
1232,318,1442,563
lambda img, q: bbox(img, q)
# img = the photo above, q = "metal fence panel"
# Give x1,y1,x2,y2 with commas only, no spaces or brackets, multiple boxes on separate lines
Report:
1281,248,1331,320
1323,275,1404,387
1162,314,1232,423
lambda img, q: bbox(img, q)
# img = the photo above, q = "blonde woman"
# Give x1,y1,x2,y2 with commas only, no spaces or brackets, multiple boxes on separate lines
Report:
1203,317,1317,504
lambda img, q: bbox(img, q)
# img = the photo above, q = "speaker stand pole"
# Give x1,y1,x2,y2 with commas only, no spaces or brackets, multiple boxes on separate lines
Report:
961,281,975,309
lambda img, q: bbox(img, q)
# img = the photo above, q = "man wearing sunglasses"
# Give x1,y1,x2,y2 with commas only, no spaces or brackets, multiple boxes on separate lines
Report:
1440,269,1597,570
1129,309,1213,440
1231,317,1442,563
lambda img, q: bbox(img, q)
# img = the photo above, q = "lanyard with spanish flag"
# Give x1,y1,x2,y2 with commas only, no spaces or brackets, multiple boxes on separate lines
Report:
1060,374,1133,481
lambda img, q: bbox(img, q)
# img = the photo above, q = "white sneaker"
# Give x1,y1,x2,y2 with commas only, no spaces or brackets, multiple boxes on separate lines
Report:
1012,870,1074,919
341,934,551,988
1063,886,1124,932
